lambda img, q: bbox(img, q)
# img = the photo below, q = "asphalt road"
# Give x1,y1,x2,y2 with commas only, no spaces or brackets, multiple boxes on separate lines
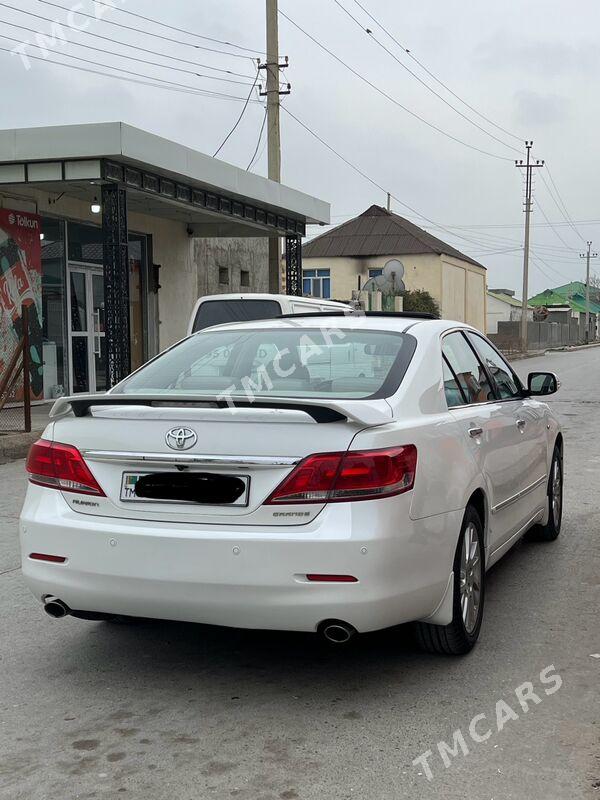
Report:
1,347,599,800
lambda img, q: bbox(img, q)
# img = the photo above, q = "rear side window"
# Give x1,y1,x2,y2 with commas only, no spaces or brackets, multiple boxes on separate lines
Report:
442,332,494,405
466,333,521,400
442,357,466,407
192,299,282,332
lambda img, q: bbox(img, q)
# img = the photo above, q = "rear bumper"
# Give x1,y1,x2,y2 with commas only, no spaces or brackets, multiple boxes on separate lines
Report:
20,486,462,633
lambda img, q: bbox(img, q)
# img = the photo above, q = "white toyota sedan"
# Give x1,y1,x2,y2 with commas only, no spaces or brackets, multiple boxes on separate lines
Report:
19,313,562,655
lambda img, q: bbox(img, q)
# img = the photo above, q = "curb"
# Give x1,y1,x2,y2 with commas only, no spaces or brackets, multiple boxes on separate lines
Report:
504,342,600,360
547,341,600,353
0,430,42,464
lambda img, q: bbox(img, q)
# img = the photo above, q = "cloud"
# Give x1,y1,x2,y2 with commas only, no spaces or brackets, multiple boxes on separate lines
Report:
474,33,599,78
513,90,569,126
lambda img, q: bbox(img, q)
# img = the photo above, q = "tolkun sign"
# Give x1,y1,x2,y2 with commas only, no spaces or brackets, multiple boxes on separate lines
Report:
0,208,43,400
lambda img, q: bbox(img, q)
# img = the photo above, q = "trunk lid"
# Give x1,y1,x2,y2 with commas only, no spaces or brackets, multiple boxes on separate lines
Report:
51,398,390,526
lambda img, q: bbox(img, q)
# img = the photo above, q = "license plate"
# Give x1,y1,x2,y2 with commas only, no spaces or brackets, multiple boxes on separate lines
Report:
120,471,250,506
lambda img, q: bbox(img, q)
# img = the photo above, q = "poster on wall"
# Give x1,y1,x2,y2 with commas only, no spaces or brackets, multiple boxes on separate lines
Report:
0,208,43,401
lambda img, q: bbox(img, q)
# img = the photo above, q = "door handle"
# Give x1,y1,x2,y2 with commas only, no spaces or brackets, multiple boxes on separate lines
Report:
468,427,483,439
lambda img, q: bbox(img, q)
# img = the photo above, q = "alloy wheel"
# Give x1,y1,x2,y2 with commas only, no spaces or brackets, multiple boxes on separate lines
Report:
551,458,562,528
460,523,482,634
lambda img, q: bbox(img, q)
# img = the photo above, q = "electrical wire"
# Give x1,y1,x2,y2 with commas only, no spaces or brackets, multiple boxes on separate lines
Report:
349,0,523,142
534,197,580,252
246,106,268,170
37,0,256,60
279,10,514,161
213,72,260,157
90,0,267,56
332,0,521,156
0,23,258,87
542,167,586,244
3,31,262,96
425,220,600,230
280,105,516,258
0,44,261,102
0,2,256,79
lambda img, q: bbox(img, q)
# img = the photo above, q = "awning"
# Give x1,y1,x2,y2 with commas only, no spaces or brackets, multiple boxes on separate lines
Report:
0,122,330,237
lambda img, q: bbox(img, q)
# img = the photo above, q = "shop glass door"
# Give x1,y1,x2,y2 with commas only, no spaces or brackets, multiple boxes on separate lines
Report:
68,266,106,393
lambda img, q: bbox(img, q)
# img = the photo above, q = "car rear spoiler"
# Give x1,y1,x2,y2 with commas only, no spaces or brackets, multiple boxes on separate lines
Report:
49,394,393,426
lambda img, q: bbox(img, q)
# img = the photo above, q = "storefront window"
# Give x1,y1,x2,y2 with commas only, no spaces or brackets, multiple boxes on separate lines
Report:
61,220,148,393
67,221,103,265
41,217,67,398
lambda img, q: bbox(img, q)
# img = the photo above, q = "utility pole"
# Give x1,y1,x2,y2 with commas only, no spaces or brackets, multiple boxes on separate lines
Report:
579,241,598,343
262,0,287,293
515,141,544,351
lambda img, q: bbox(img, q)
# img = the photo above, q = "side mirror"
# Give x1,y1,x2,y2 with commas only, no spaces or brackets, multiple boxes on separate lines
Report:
527,371,559,396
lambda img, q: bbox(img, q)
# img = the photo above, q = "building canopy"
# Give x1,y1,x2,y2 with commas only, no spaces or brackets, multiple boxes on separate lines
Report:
0,122,329,237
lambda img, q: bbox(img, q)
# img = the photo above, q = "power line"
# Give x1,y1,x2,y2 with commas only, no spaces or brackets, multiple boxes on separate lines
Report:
543,166,586,244
0,44,262,102
427,224,579,255
280,105,515,257
3,31,262,96
279,10,514,161
332,0,521,156
90,0,267,56
425,219,600,230
0,23,259,87
246,106,268,170
213,71,260,157
533,197,579,252
37,0,255,60
349,0,523,143
0,2,256,79
530,252,575,283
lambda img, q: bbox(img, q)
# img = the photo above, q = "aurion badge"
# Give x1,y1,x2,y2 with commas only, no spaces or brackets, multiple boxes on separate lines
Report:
165,427,197,451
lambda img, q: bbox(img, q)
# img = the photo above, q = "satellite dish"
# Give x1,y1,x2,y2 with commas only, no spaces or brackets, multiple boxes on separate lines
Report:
363,259,406,293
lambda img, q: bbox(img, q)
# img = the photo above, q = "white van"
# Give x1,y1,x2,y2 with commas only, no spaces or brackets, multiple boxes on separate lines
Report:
187,293,351,335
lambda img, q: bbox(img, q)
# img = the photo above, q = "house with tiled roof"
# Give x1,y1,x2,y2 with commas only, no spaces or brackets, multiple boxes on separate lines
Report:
302,205,487,330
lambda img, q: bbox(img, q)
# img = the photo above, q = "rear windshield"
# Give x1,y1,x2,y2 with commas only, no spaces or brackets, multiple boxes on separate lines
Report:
115,327,416,400
192,299,282,332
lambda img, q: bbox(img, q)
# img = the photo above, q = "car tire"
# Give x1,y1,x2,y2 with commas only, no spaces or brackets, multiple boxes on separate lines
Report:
415,506,485,656
525,445,563,542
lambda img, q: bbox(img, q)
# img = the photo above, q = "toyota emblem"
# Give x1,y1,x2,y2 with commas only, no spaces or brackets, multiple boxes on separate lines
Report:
165,427,197,451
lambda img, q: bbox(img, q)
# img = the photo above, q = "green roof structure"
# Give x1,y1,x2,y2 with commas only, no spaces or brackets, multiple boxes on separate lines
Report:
528,286,600,314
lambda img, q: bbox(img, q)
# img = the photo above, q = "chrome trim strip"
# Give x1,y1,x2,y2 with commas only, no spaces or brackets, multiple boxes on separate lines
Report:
491,475,547,514
488,510,544,561
81,451,301,468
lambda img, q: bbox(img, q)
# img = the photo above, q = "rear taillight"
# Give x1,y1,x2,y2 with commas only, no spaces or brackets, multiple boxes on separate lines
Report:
26,439,105,496
265,445,417,504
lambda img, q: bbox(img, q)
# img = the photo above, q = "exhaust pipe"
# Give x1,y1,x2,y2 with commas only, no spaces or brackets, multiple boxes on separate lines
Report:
319,620,357,644
43,598,71,619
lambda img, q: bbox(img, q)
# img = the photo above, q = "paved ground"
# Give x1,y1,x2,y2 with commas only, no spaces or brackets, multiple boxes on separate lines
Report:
1,349,598,800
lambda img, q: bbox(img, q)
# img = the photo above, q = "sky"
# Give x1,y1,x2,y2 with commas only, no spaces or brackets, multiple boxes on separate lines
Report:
1,0,599,297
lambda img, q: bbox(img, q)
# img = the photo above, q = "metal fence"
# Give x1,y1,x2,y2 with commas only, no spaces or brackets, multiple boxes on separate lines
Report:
489,318,597,354
0,304,31,434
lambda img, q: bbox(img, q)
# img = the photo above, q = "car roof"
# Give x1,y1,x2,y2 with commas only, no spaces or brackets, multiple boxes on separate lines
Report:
195,293,349,306
193,313,477,338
